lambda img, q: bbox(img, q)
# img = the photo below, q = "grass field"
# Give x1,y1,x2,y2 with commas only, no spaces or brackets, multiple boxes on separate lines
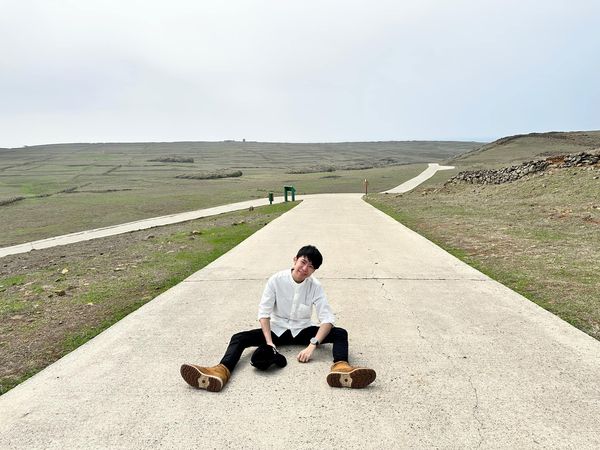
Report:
0,140,480,246
366,133,600,341
416,130,600,188
448,130,600,169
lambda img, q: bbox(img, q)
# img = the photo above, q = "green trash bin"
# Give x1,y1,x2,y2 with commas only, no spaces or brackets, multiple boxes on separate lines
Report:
284,185,296,202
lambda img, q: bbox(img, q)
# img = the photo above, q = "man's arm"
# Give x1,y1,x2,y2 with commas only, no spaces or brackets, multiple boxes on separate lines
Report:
258,276,276,346
260,317,275,348
297,322,333,363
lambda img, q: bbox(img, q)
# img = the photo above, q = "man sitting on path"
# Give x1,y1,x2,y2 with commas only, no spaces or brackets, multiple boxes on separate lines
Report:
180,245,376,392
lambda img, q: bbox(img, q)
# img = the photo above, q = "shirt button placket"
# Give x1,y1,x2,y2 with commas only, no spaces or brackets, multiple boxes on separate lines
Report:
291,285,300,320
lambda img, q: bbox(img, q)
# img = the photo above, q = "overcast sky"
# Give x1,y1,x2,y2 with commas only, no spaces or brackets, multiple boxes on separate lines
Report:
1,0,599,148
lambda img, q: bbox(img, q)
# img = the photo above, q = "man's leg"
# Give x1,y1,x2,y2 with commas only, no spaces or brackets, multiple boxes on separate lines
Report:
323,328,376,389
321,327,349,363
293,326,349,362
181,328,273,392
293,326,376,389
219,328,272,373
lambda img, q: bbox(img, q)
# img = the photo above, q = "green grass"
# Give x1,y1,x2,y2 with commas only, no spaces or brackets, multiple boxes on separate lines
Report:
0,274,25,287
0,275,29,314
0,299,28,315
76,284,119,306
0,369,40,397
62,298,148,354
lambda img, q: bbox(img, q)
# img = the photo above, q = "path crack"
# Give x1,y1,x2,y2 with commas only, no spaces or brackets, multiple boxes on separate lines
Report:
377,279,394,303
468,375,485,448
413,316,486,447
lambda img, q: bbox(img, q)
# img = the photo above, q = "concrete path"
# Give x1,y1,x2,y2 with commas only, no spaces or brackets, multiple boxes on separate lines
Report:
0,197,281,258
383,163,455,193
1,162,446,258
1,194,599,449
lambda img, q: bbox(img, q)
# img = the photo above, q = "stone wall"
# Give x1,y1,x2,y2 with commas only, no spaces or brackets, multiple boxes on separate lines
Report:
447,151,600,185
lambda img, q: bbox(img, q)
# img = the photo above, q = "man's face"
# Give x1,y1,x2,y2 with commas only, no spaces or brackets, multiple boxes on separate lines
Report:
291,255,315,283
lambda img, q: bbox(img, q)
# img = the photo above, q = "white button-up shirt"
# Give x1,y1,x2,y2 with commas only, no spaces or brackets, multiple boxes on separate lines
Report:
257,269,336,337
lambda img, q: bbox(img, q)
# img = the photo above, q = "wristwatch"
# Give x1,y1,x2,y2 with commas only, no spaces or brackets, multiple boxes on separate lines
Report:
310,337,320,346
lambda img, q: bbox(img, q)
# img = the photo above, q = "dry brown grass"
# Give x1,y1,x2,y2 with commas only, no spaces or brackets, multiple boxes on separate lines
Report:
367,165,600,341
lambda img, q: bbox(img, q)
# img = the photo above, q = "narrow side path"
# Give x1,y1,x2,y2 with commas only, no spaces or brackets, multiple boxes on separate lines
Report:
0,197,277,258
1,194,598,448
383,163,455,193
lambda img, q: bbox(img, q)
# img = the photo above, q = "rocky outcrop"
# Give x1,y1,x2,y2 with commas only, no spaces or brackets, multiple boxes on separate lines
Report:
0,196,25,207
546,152,600,168
148,156,194,163
447,152,599,185
175,169,242,180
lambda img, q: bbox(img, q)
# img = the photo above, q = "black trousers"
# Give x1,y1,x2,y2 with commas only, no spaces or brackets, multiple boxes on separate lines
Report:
219,326,349,373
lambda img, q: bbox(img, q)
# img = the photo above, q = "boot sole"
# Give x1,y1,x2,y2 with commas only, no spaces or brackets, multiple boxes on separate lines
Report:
180,364,223,392
327,367,376,389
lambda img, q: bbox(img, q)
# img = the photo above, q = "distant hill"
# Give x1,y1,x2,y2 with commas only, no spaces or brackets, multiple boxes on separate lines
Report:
449,130,600,169
0,140,482,170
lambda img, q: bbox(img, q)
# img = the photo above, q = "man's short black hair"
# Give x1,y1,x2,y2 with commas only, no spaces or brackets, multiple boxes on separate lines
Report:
296,245,323,270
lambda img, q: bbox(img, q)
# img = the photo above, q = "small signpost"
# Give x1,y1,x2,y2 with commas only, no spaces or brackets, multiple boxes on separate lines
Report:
284,185,296,202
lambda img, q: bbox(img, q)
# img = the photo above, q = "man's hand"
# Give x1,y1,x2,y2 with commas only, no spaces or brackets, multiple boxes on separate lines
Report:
297,344,316,363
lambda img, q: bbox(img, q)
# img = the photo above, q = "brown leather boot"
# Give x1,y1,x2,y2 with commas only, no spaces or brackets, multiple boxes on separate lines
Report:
180,363,231,392
326,361,376,389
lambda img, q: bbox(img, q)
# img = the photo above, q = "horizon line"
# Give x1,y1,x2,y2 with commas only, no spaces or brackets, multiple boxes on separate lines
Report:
2,137,495,150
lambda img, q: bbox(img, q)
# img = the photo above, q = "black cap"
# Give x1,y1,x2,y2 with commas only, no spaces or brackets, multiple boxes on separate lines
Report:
250,344,287,371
